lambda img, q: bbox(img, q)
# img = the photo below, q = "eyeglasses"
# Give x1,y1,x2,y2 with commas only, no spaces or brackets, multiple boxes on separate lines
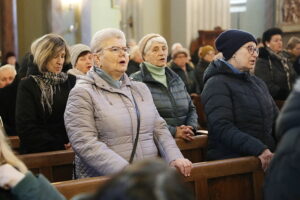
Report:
99,46,130,55
245,46,259,55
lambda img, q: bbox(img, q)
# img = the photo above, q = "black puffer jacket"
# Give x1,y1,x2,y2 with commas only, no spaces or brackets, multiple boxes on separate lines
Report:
202,59,278,160
131,63,198,136
170,62,199,94
264,79,300,200
255,47,296,100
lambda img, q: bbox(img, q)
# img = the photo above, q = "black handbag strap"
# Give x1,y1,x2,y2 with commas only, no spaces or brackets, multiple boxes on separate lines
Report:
129,93,140,163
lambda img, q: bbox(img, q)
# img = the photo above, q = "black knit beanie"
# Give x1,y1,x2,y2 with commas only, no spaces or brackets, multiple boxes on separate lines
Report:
215,29,257,60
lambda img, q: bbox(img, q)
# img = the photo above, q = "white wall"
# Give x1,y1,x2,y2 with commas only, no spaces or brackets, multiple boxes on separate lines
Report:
91,0,121,37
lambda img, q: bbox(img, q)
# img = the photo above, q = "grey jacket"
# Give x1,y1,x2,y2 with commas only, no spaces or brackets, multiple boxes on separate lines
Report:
64,69,183,179
131,63,198,136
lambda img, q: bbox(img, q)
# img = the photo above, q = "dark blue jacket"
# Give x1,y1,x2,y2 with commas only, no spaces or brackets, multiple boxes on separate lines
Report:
131,63,198,136
264,79,300,200
201,59,278,160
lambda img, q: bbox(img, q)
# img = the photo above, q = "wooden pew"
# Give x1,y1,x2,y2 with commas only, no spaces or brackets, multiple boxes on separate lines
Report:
18,149,75,182
176,135,207,163
191,94,207,129
54,156,264,200
15,135,207,182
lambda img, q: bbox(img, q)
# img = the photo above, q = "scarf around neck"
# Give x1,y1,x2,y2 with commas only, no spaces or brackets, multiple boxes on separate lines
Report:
267,47,292,89
31,72,68,113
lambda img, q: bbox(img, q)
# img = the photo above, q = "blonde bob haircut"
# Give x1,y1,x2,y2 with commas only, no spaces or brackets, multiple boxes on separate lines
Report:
90,28,126,53
31,33,70,73
0,126,27,173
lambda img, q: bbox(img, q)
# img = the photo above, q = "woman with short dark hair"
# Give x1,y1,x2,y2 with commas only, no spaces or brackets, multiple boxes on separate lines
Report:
255,27,296,100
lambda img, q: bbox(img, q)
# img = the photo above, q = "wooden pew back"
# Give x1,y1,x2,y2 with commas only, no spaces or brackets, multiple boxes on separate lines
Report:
16,135,207,182
18,150,75,182
191,94,207,129
176,135,207,163
54,156,264,200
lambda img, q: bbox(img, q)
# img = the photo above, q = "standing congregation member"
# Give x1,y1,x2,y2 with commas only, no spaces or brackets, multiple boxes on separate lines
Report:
131,34,198,141
64,28,192,179
68,44,93,76
0,64,16,88
170,48,199,94
255,27,296,100
15,33,76,154
201,30,278,171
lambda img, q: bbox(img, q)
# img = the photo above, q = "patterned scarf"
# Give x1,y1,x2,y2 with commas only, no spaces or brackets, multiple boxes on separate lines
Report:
267,47,292,90
31,72,68,113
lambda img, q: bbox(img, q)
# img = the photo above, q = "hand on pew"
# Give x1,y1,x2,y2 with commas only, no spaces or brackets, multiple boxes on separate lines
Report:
258,149,273,171
64,143,72,150
175,125,195,141
0,164,25,190
170,158,192,177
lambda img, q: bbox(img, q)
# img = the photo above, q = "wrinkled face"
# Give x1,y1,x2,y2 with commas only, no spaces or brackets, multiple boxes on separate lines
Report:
173,53,188,67
144,42,168,67
266,34,283,53
7,56,16,65
96,37,129,79
75,53,94,74
0,69,15,88
233,41,258,71
46,49,65,74
203,50,215,63
291,43,300,57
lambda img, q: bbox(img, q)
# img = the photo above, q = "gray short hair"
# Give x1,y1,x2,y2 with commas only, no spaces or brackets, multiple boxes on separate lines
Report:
143,36,168,56
0,64,16,75
31,33,70,73
90,28,126,53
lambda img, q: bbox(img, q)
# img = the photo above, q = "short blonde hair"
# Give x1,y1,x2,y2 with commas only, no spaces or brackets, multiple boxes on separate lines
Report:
90,28,126,53
31,33,70,73
0,64,16,75
0,125,27,173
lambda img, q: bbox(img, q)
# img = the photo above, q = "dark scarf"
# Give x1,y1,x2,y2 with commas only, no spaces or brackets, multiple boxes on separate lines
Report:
31,72,68,113
267,47,292,90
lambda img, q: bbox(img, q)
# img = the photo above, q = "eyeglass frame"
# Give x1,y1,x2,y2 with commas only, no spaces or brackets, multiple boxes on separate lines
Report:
96,46,130,55
244,45,259,55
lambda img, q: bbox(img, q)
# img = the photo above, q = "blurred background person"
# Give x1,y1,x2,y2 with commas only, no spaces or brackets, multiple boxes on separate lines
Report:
170,48,199,94
126,45,143,76
194,45,215,92
255,27,296,100
1,52,19,71
167,42,183,62
15,33,76,154
202,30,277,171
131,33,198,141
285,36,300,75
0,64,16,89
65,28,192,179
264,79,300,200
68,44,93,76
92,159,195,200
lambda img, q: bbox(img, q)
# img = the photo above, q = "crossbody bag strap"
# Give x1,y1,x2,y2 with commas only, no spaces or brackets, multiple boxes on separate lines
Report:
129,92,141,164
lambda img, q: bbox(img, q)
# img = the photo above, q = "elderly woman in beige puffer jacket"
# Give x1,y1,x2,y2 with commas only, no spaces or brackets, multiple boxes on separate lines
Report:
64,28,192,179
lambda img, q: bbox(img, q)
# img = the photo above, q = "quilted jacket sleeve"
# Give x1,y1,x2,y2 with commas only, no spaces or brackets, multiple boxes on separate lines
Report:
64,86,128,175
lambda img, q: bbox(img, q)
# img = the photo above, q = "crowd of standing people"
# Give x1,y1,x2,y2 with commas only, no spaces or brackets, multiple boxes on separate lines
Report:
0,25,300,199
